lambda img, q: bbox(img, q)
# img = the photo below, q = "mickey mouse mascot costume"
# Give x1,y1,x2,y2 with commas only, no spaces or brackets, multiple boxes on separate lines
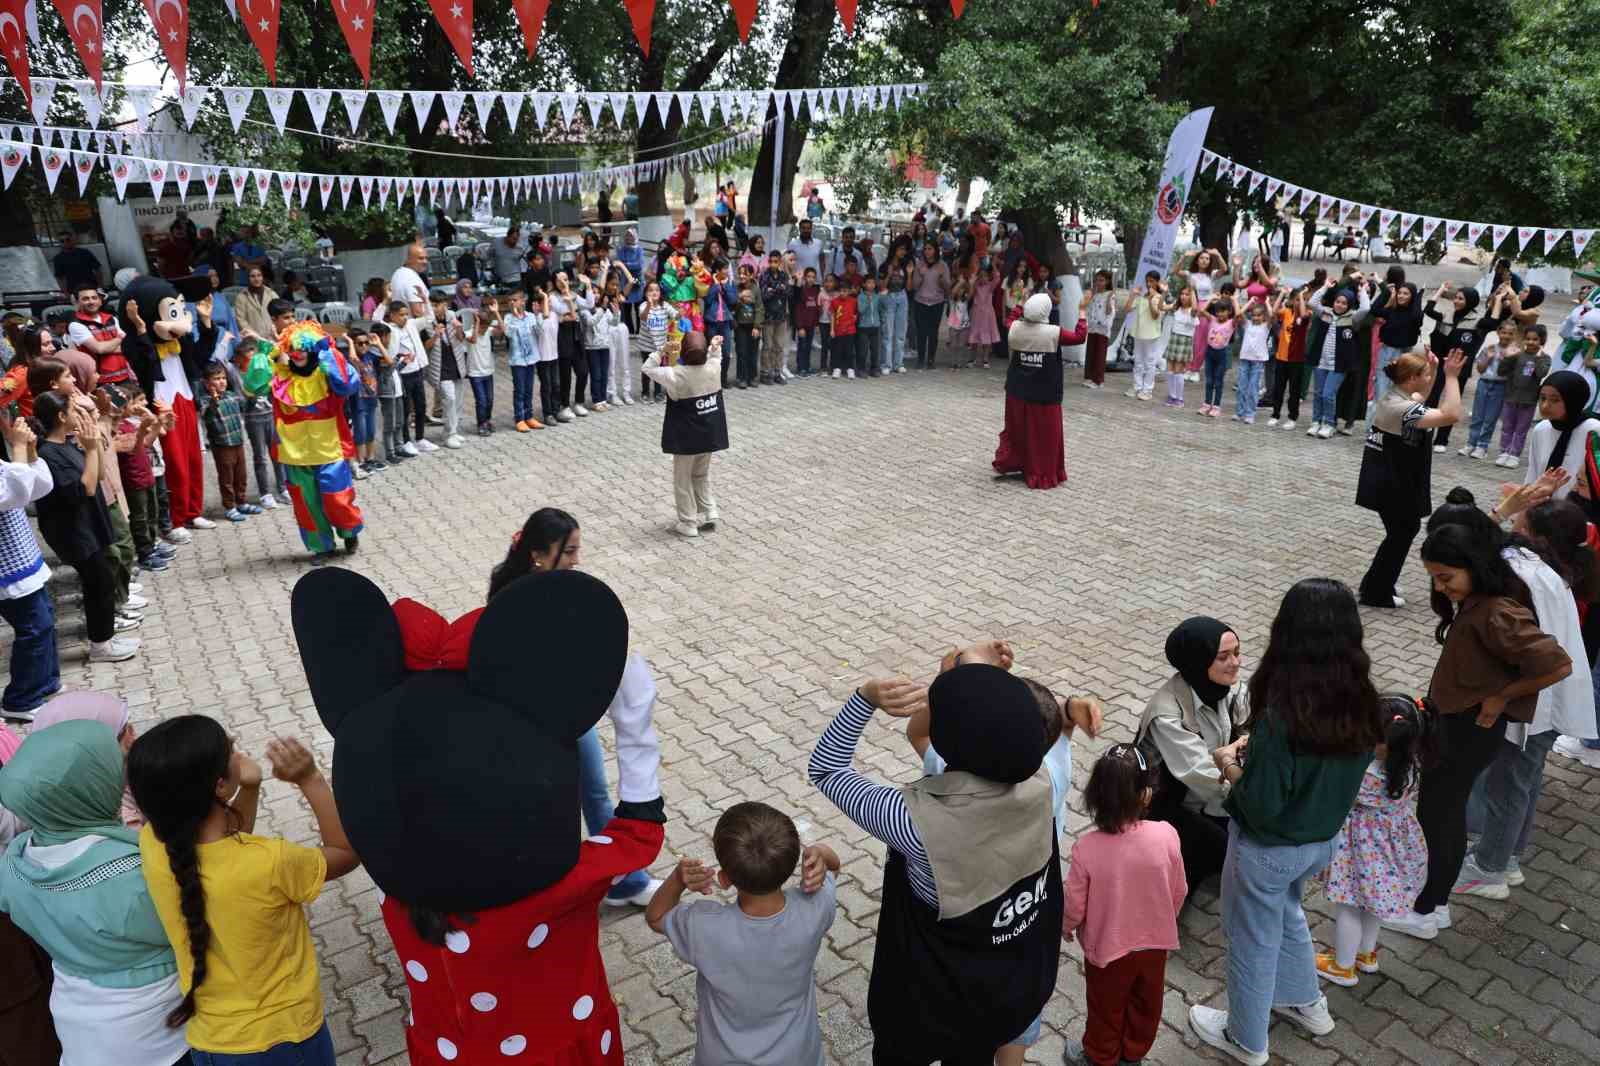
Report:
291,567,664,1065
120,275,210,530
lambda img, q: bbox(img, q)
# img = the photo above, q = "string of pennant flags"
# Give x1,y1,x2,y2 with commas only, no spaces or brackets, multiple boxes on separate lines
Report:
0,0,963,99
0,121,768,206
0,76,925,139
1200,150,1597,263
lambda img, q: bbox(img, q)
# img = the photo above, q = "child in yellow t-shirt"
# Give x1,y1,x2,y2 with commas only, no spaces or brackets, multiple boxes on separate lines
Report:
129,716,362,1063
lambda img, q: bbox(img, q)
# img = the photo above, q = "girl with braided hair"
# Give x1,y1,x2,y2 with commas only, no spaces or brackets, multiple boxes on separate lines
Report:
128,715,360,1065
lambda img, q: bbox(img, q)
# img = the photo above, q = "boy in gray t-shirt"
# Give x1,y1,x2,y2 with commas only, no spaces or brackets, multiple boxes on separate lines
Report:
646,801,840,1066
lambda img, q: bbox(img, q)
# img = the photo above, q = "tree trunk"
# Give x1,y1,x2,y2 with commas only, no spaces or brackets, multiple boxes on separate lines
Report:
956,176,973,214
746,0,835,238
1002,206,1074,276
1196,202,1235,257
0,172,36,247
631,40,733,239
681,164,697,216
1120,220,1147,281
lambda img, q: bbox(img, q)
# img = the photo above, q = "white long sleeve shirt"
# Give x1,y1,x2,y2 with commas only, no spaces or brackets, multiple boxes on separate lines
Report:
0,458,54,600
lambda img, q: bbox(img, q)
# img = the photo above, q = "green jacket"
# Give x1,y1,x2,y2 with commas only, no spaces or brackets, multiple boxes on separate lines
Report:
1223,715,1371,847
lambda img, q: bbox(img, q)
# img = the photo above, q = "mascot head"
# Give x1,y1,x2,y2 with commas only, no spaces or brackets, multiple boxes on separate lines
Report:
120,276,193,343
278,320,334,376
290,568,629,913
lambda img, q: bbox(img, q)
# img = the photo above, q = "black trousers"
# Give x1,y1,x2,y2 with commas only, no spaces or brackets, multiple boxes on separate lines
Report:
1426,357,1473,447
1415,712,1508,912
912,301,944,367
401,372,427,443
536,361,561,419
1268,362,1307,420
556,321,587,408
72,550,118,644
735,327,758,383
1151,795,1229,898
1360,505,1421,605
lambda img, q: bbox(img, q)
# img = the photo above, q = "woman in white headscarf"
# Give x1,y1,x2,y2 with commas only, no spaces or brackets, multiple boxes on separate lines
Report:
991,291,1086,490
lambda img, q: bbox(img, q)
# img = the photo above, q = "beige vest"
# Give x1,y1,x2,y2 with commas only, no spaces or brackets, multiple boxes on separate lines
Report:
902,768,1054,921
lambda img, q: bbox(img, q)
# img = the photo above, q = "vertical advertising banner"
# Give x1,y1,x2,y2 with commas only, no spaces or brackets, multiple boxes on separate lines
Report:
1136,106,1215,280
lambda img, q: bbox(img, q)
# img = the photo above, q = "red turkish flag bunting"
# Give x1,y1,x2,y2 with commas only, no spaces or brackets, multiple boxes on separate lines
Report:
951,0,965,15
49,0,103,89
140,0,188,91
835,0,856,34
729,0,756,41
624,0,654,55
237,0,279,81
329,0,375,82
0,0,30,107
510,0,547,58
427,0,473,74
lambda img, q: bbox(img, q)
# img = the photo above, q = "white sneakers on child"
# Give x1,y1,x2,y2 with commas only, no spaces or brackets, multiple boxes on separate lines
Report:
1306,422,1322,437
1188,1006,1267,1066
188,516,216,530
444,435,465,449
89,637,140,662
259,494,279,509
1280,419,1296,431
1317,425,1335,439
1495,453,1519,467
1379,910,1439,940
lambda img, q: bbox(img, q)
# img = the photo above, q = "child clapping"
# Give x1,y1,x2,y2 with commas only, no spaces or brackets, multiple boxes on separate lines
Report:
646,802,839,1066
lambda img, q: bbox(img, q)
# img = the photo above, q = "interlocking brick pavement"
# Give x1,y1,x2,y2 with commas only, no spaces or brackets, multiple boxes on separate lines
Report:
20,348,1600,1065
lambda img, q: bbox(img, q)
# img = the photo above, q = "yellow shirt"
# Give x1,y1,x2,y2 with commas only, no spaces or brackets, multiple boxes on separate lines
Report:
139,827,327,1054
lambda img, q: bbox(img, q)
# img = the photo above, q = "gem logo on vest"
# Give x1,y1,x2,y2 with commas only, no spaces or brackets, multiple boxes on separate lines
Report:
1019,351,1045,368
694,394,719,413
990,869,1048,944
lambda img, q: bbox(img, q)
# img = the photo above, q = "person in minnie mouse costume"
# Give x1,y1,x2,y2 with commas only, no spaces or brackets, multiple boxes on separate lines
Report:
290,567,665,1066
120,275,213,531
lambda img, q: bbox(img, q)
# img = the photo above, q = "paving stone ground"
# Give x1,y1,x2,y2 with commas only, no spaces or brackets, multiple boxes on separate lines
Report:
21,287,1600,1065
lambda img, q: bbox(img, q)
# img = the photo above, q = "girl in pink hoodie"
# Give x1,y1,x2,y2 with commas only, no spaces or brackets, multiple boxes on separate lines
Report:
1062,745,1188,1066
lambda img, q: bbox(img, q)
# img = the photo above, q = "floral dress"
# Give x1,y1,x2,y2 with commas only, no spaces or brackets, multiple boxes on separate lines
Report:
1323,760,1428,918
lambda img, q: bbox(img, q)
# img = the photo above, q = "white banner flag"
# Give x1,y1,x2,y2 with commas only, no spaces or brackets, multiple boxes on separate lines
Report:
1544,228,1567,255
108,155,132,199
263,88,294,133
1136,107,1214,281
1399,213,1418,237
358,175,373,208
222,87,253,132
147,160,167,203
296,172,313,208
278,171,294,209
1515,226,1537,253
339,89,368,131
1421,216,1442,240
304,89,332,132
1491,224,1511,249
36,146,63,192
1357,204,1374,229
1445,220,1464,243
202,166,220,204
179,83,208,129
558,92,581,128
1378,209,1397,234
318,174,334,206
1467,222,1487,246
71,150,94,194
531,93,554,129
440,90,466,130
501,92,524,132
252,168,272,205
72,80,102,127
228,166,248,206
375,91,404,134
1574,230,1594,258
471,91,498,130
409,90,437,133
172,163,192,203
338,174,354,208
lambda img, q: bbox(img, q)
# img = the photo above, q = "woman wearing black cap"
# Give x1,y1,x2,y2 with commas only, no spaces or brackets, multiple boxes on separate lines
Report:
809,647,1062,1065
1134,617,1249,896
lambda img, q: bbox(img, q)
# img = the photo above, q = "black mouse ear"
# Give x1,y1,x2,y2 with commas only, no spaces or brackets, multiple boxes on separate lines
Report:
471,570,628,740
291,569,406,735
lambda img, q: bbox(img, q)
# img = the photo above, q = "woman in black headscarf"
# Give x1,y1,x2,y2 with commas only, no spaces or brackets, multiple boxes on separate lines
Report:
1422,283,1487,451
1134,617,1251,895
1523,370,1600,515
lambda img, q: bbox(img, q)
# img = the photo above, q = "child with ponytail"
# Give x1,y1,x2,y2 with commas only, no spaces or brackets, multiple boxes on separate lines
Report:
1317,694,1431,984
128,716,361,1064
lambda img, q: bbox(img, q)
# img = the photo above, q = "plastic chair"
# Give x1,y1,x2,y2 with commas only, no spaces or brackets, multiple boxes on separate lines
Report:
317,303,356,327
442,245,466,260
295,307,319,322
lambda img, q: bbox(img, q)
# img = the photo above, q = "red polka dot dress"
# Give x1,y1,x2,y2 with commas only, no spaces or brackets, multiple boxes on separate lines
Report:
383,817,665,1064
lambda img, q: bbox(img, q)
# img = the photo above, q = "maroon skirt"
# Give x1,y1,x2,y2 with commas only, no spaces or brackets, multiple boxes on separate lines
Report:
992,395,1067,489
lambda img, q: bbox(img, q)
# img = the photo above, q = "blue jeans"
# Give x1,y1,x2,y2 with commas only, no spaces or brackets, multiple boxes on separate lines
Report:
1204,347,1229,406
1312,368,1344,425
469,374,494,425
511,364,536,423
191,1023,334,1066
1467,379,1506,450
882,291,908,370
1373,344,1404,403
578,726,650,899
351,397,377,446
1466,730,1559,873
0,586,58,713
1234,360,1264,419
586,348,610,406
1220,822,1332,1055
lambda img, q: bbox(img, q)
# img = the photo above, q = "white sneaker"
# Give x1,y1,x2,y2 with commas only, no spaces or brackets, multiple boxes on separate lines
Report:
1452,854,1511,900
832,369,842,379
1380,910,1439,940
1124,387,1138,398
781,366,794,380
1458,445,1473,456
1272,995,1335,1037
1186,371,1200,383
417,439,439,452
1470,447,1487,459
574,404,589,416
400,442,419,457
163,528,192,545
1434,904,1453,929
127,582,142,595
123,594,149,610
114,615,142,632
1083,380,1097,389
1553,734,1600,768
1187,1006,1267,1066
1243,415,1255,425
896,366,907,374
1506,856,1525,887
259,494,279,510
1281,419,1296,431
352,465,371,479
1317,425,1335,439
592,402,609,412
557,407,576,423
1432,443,1447,453
1306,422,1321,437
1267,417,1279,427
188,516,216,530
1138,391,1153,401
621,395,635,405
673,522,700,539
1500,453,1519,468
847,369,857,379
601,877,664,907
89,636,140,662
444,435,464,449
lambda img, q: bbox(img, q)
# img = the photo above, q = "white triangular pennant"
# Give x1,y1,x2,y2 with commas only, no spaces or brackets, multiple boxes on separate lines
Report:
1543,228,1568,255
694,91,713,123
676,91,694,122
1379,209,1397,233
1491,224,1511,249
850,87,867,112
558,92,580,128
252,168,272,205
1248,171,1267,196
263,88,294,133
584,93,605,128
632,92,651,128
1515,226,1537,253
1264,178,1282,201
202,166,220,205
805,89,824,120
1445,219,1464,243
471,91,498,130
172,163,192,203
317,174,333,207
178,83,208,129
228,166,248,206
376,91,403,134
146,160,167,203
1399,213,1418,237
303,89,332,132
222,87,253,132
38,146,64,193
653,92,674,126
1467,222,1487,246
531,92,553,130
430,177,444,204
722,91,739,122
339,89,367,131
72,80,102,127
409,90,437,133
440,90,466,130
277,171,293,209
358,175,373,208
126,83,159,128
607,92,630,128
26,78,54,127
500,92,523,132
70,150,94,194
296,172,312,208
1357,204,1374,229
338,174,353,208
107,155,132,199
1421,216,1442,240
1573,230,1594,258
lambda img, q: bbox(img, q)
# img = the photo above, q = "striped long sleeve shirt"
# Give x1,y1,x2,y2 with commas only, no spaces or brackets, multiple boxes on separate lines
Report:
808,692,939,909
